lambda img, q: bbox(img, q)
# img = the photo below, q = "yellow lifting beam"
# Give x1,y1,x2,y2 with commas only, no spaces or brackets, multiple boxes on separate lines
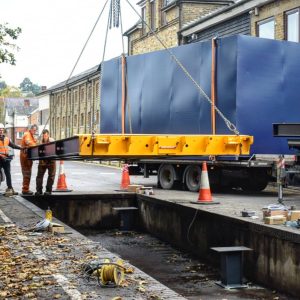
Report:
78,134,253,157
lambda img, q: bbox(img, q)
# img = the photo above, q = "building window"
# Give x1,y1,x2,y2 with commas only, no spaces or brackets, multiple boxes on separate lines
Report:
87,112,91,127
80,113,84,127
141,6,146,35
150,0,156,31
74,115,78,127
16,132,24,139
88,86,92,100
257,18,275,39
74,91,78,105
286,8,300,42
80,88,85,101
163,0,175,6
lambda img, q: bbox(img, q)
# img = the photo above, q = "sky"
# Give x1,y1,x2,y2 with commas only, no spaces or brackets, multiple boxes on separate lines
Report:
0,0,140,88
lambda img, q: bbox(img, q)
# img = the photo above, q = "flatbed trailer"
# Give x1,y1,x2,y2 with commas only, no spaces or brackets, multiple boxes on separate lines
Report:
27,133,257,191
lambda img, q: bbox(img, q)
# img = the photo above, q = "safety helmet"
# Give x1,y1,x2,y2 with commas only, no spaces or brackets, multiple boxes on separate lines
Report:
0,123,5,129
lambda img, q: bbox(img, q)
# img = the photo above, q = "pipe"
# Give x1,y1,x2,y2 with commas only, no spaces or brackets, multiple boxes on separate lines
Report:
211,38,217,135
121,55,126,134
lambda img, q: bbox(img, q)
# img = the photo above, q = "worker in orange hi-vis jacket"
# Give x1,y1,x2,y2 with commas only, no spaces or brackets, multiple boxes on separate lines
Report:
20,124,38,195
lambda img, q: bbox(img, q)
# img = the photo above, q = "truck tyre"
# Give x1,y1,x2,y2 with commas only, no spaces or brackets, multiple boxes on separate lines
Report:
240,169,269,192
158,164,176,190
184,165,201,192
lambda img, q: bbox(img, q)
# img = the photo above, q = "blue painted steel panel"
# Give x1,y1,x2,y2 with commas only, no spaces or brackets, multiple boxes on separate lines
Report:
236,36,300,154
100,35,300,155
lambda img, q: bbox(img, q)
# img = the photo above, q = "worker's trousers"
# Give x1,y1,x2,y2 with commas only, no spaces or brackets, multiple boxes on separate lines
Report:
0,158,12,189
36,161,56,193
20,152,33,193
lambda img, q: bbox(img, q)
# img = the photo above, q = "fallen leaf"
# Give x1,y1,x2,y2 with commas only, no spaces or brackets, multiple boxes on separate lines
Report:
137,286,146,293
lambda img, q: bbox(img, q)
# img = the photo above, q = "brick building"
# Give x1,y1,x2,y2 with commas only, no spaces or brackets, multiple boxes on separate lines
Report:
180,0,300,44
41,65,100,140
124,0,233,55
4,98,38,145
125,0,300,50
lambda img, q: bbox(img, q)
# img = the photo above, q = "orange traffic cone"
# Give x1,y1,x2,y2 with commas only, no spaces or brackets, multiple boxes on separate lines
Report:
53,161,72,192
191,162,219,205
120,164,130,190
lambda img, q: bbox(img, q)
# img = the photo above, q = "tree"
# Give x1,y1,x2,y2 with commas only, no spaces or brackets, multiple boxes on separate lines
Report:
0,81,7,90
19,77,41,96
0,86,21,98
0,23,21,66
19,77,33,93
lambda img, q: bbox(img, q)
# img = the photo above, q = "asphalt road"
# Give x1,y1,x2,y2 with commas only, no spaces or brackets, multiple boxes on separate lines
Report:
6,152,156,194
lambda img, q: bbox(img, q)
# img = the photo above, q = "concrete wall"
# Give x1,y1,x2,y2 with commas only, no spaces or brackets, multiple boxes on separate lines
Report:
26,192,300,297
137,196,300,297
27,194,136,229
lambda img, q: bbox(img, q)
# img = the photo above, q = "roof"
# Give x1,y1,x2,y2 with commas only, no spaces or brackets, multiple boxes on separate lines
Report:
5,98,39,116
123,21,142,36
137,0,233,5
37,64,100,96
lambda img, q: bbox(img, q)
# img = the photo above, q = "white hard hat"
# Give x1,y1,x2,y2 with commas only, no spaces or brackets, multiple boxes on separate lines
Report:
0,123,5,129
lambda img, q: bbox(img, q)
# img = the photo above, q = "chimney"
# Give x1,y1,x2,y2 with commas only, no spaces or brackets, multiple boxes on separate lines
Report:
41,86,47,91
24,99,30,107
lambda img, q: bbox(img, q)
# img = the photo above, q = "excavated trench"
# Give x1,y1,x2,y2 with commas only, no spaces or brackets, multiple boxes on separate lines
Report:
24,193,296,300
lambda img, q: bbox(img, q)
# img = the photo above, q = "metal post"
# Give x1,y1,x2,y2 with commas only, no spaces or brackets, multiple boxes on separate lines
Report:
277,155,285,204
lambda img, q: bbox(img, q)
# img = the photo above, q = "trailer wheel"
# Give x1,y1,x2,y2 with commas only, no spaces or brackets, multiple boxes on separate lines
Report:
240,169,269,192
184,165,201,192
158,164,177,190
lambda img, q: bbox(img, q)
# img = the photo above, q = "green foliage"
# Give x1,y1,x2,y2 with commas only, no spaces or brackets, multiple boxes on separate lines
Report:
19,77,32,92
19,77,41,96
0,81,7,90
0,23,21,65
0,85,22,98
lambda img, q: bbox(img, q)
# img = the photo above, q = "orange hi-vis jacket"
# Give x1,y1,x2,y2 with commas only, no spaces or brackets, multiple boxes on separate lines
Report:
0,137,9,158
21,131,37,148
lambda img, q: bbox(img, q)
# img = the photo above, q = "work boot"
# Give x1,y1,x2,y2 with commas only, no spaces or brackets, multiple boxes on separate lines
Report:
22,190,34,195
35,191,43,196
4,188,14,197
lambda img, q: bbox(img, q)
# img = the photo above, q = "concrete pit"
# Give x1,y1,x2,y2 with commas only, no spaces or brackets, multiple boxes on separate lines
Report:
23,193,300,299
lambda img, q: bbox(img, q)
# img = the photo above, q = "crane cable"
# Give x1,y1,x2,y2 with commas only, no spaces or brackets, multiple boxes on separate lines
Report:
65,0,110,88
60,0,110,154
124,0,239,135
98,0,133,134
119,2,133,134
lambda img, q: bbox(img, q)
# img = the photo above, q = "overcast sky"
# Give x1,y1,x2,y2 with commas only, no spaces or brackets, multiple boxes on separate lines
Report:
0,0,140,88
